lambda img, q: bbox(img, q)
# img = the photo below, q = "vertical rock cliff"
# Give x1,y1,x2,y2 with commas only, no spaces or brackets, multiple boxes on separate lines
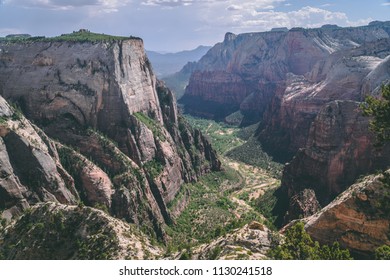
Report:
0,34,220,237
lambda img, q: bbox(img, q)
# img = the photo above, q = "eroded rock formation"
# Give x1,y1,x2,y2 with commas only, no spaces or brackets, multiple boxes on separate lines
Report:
180,22,390,126
0,36,220,238
282,100,390,220
302,170,390,258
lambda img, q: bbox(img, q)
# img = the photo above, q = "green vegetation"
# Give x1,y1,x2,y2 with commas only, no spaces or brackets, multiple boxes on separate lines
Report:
184,115,282,177
375,245,390,260
184,114,244,155
0,206,119,259
361,84,390,146
134,112,166,141
165,168,263,253
255,187,279,229
226,137,282,177
143,159,164,179
377,172,390,218
268,222,352,260
1,30,135,44
57,145,88,190
224,110,244,126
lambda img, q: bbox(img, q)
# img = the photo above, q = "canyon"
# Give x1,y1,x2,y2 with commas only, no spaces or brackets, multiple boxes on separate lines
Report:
178,21,390,217
175,22,390,257
0,21,389,259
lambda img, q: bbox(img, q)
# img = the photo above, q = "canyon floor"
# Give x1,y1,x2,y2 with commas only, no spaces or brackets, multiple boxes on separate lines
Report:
163,115,283,259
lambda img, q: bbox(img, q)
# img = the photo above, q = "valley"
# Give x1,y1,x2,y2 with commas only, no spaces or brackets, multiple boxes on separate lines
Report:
163,116,282,259
1,21,390,260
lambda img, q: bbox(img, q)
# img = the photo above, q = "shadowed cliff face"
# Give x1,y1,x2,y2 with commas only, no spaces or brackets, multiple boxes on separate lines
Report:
258,39,390,160
282,101,390,221
0,38,221,237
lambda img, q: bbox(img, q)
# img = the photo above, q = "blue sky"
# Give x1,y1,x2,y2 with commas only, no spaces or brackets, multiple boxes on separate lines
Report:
0,0,389,51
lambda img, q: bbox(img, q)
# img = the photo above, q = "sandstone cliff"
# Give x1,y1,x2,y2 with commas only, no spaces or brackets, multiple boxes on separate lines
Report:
0,34,220,239
282,100,390,220
259,38,390,160
179,22,390,124
301,170,390,259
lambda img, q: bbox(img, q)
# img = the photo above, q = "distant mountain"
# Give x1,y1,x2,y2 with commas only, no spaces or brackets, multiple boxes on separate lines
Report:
147,46,211,78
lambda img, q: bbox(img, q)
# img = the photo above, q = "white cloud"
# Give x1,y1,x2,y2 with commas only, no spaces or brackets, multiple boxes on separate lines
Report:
3,0,130,12
141,0,193,7
381,2,390,6
200,4,372,32
226,4,242,11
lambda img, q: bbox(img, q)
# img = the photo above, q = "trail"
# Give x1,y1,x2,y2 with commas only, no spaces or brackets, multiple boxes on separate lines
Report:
224,158,280,218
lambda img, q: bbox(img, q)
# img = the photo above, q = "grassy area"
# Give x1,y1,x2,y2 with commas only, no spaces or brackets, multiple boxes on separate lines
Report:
226,137,283,178
184,114,283,177
184,114,244,155
164,168,264,253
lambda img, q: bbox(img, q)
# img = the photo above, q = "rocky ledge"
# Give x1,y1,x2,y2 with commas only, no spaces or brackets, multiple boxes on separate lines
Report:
301,170,390,259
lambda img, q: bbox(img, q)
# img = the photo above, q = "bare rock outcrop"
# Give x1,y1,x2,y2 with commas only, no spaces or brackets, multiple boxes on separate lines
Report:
301,170,390,258
190,221,278,260
0,96,79,220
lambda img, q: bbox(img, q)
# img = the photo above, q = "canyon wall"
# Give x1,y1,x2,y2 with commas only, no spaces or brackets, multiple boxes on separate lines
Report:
180,22,390,126
0,35,220,237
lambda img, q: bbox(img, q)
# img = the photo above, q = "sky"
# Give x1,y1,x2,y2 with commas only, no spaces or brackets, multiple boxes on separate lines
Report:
0,0,389,52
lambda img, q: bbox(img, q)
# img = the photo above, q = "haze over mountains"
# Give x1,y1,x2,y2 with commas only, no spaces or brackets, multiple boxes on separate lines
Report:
146,46,211,78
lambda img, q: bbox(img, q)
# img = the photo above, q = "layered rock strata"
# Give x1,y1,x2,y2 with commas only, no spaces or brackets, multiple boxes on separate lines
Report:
282,100,390,219
180,22,390,126
302,170,390,258
0,36,220,237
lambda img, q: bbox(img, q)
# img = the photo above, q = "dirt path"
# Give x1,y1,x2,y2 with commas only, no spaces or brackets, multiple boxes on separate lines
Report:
224,158,280,218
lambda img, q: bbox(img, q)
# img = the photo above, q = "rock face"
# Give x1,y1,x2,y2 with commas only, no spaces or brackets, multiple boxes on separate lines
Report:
302,170,390,259
0,36,220,238
0,95,78,219
190,221,278,260
259,39,390,160
179,22,390,125
282,100,390,220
